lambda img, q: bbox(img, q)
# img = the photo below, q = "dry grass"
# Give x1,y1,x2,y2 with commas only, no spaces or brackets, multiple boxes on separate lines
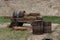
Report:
0,28,30,40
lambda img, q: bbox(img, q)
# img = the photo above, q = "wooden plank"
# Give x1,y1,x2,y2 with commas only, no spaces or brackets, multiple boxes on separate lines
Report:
12,26,29,30
27,13,40,16
3,16,42,22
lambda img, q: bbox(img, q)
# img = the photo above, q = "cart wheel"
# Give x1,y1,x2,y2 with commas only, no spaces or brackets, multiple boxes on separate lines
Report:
18,22,23,26
9,22,16,28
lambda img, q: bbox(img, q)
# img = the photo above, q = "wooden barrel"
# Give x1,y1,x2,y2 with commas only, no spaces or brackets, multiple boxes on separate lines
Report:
12,11,25,26
43,21,51,33
32,20,43,34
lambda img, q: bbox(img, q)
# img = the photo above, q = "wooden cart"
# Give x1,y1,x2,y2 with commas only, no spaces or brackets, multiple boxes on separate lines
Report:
3,11,51,34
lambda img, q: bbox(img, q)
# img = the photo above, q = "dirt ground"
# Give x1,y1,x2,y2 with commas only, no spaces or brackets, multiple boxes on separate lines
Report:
0,23,60,40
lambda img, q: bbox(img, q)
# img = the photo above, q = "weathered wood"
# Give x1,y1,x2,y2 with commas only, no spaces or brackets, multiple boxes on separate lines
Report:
43,21,51,33
27,13,40,16
12,26,28,30
32,20,43,34
36,16,43,20
4,16,42,22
